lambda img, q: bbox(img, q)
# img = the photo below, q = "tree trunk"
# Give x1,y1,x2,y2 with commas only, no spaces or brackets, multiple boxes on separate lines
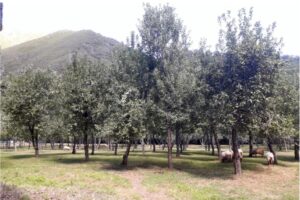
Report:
283,138,288,152
249,131,253,157
152,134,156,152
13,139,17,152
210,133,215,155
72,136,76,154
114,143,118,155
141,137,145,155
91,133,95,155
175,128,180,157
232,127,242,175
267,138,277,164
121,142,131,166
167,127,173,169
97,137,101,149
212,126,220,156
84,132,89,161
294,137,299,160
50,141,54,150
34,133,39,157
108,136,111,150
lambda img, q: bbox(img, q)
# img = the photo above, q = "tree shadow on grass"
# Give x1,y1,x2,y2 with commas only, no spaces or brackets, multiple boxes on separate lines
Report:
8,152,68,160
6,150,283,180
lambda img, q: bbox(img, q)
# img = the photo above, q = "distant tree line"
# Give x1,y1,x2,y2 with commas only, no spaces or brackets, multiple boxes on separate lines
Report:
1,5,298,175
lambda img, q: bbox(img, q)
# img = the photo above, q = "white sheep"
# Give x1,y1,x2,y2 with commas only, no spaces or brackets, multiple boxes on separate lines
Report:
265,151,274,166
63,146,71,150
220,149,243,162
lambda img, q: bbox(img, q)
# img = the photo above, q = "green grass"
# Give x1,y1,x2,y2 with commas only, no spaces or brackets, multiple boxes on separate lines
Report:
0,148,298,200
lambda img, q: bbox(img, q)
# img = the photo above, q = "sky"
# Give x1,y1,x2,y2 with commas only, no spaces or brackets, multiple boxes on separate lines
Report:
1,0,300,55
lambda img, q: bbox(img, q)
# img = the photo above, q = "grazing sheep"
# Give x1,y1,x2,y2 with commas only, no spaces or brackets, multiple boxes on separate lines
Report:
251,148,264,157
98,144,109,149
220,149,243,162
63,146,71,150
265,151,274,166
220,150,233,162
238,149,243,161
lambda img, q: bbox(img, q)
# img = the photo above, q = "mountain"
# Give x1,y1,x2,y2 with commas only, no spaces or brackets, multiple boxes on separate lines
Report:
1,30,120,75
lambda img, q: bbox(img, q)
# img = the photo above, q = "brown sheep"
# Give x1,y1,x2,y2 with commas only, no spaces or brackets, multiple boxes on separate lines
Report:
251,148,264,157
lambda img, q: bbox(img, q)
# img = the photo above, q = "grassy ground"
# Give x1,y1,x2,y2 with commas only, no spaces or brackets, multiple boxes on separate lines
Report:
0,146,299,200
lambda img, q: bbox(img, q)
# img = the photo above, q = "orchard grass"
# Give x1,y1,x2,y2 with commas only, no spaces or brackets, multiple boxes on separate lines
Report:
0,146,298,200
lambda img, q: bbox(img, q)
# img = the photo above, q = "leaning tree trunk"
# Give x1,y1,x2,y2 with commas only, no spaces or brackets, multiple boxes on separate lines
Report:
232,127,242,175
91,133,95,155
249,131,253,157
175,128,181,157
83,131,89,161
267,138,277,164
294,137,299,160
72,136,76,154
121,141,131,166
212,125,220,156
167,127,173,169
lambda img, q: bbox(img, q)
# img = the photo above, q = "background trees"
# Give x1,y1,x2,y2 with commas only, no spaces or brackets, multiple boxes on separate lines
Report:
1,69,53,156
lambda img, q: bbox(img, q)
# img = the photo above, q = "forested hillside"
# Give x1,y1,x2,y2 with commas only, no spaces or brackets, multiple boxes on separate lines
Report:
1,30,119,75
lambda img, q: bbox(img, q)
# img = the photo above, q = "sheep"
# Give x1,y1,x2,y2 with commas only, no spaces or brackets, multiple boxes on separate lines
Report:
265,151,274,166
220,150,233,162
220,149,243,162
63,146,71,150
238,149,243,161
250,148,264,157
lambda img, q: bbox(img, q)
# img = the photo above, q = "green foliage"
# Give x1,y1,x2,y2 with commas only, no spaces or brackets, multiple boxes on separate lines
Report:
1,69,54,144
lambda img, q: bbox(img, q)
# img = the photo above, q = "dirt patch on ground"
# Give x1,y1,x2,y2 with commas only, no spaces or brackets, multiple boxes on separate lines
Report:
0,183,114,200
0,183,28,200
117,169,169,200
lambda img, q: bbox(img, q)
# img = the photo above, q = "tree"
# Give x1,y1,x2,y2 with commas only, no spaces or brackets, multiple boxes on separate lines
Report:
217,8,282,174
1,69,53,157
138,3,189,169
62,56,110,161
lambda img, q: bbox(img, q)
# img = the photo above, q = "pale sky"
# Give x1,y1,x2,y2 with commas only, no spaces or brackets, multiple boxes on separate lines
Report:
1,0,300,55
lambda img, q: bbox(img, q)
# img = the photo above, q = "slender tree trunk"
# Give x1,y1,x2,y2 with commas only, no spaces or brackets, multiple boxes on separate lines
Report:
34,133,39,157
50,140,54,150
212,126,220,156
232,127,242,175
83,131,89,161
294,137,299,160
13,139,17,152
72,136,76,154
176,128,180,157
267,138,277,164
107,136,111,150
167,127,173,169
141,137,145,155
91,133,95,155
121,141,131,166
114,143,118,155
283,138,288,152
152,134,156,152
249,131,253,157
210,132,215,155
180,142,183,153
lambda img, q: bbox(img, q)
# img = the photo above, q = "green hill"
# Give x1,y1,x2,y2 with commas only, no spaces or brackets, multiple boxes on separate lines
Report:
1,30,120,75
